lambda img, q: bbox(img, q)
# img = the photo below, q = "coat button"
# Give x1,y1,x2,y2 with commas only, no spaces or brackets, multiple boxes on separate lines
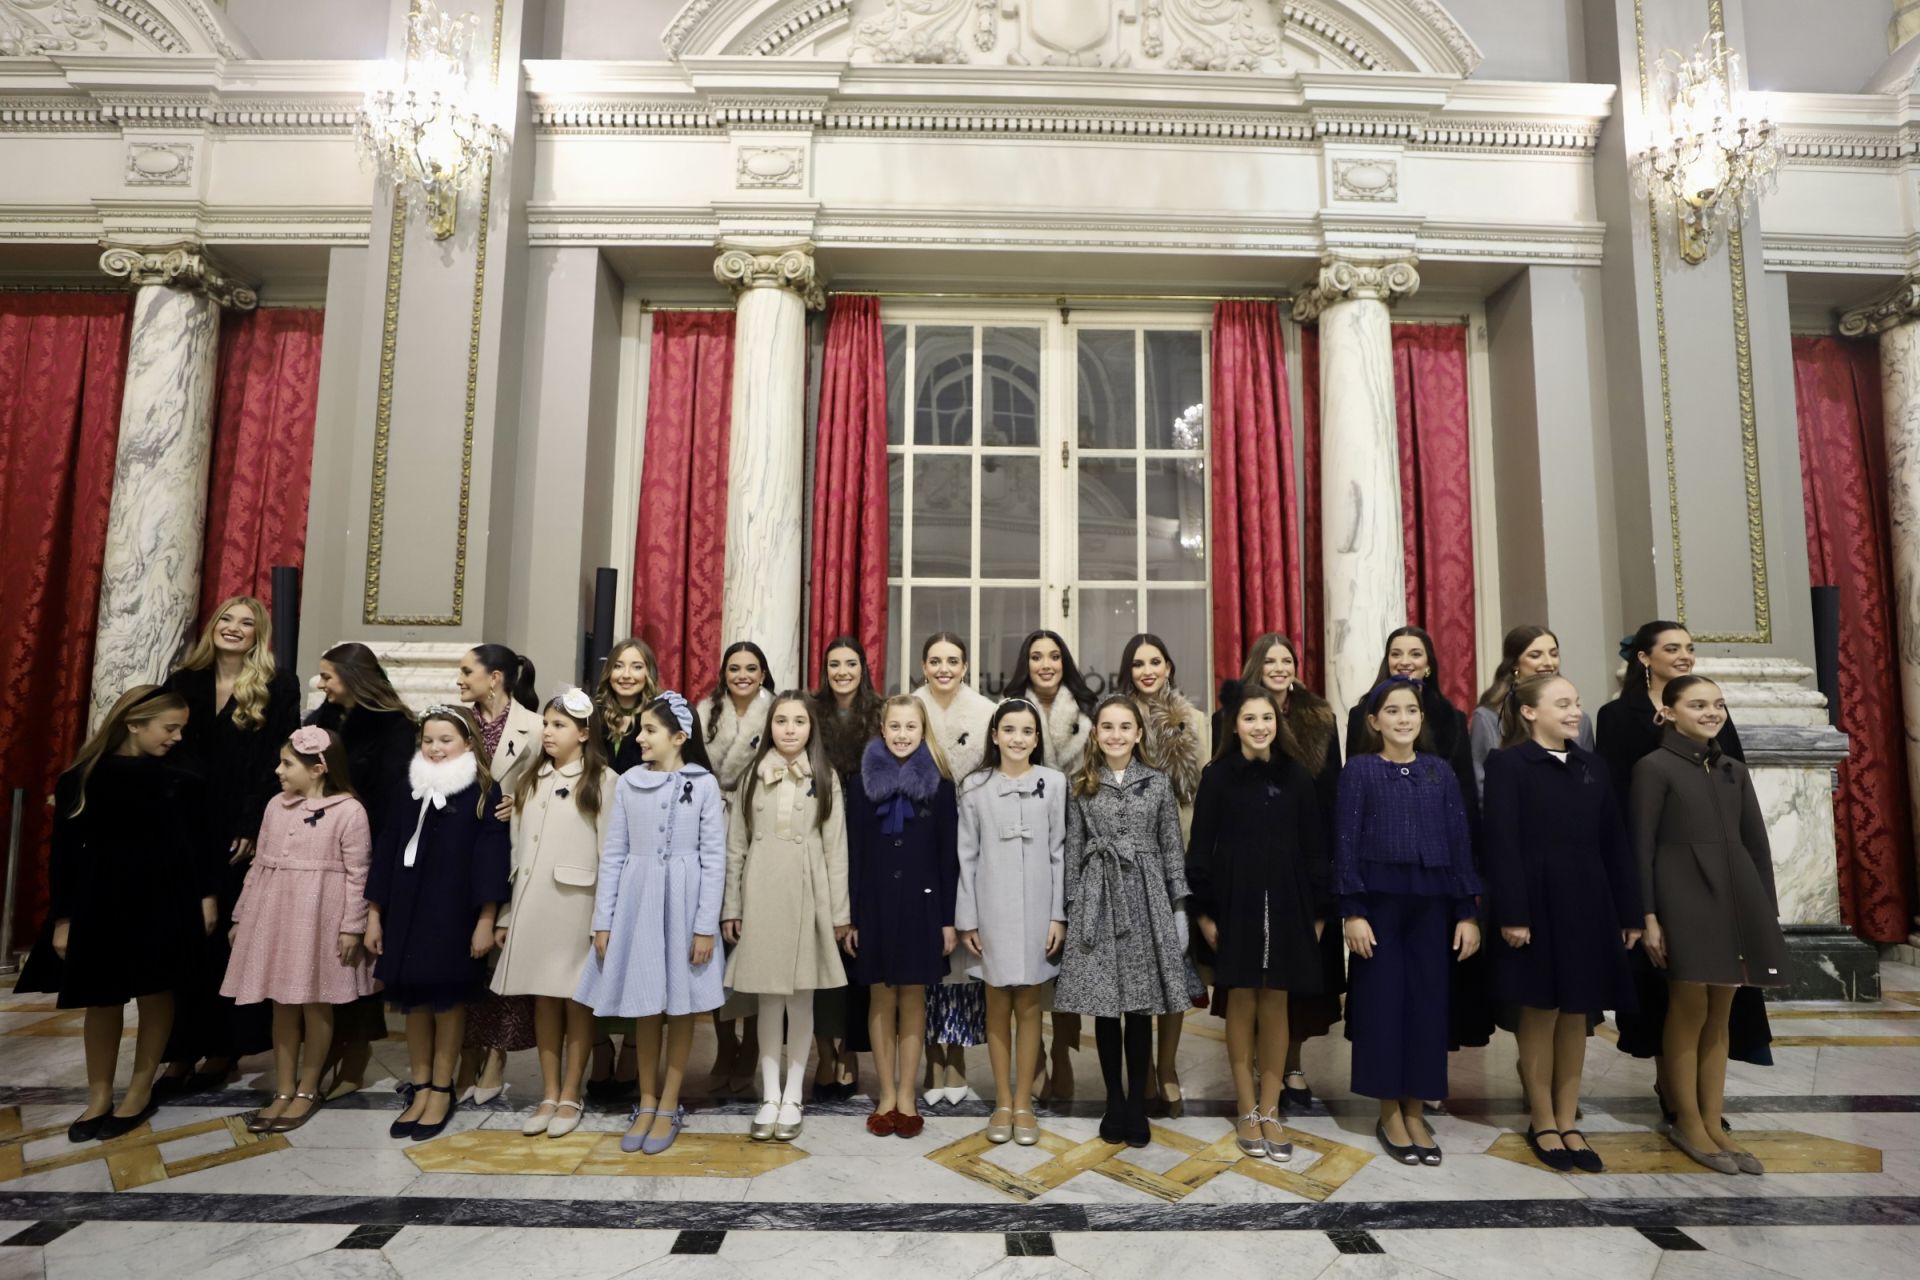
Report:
893,839,903,848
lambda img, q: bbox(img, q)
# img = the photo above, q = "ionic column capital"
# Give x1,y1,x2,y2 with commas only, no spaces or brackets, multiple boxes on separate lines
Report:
99,240,257,311
713,239,825,310
1838,272,1920,338
1291,253,1420,324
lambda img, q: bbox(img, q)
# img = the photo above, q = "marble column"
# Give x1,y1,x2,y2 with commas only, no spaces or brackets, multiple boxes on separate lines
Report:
1840,277,1920,871
713,239,824,689
89,243,257,727
1293,254,1419,737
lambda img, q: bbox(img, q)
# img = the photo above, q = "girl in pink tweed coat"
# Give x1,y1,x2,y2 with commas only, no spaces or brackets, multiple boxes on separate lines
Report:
222,725,378,1133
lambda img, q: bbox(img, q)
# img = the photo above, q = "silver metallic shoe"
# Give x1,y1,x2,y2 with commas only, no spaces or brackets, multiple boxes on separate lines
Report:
750,1101,779,1142
1258,1108,1293,1163
1012,1109,1040,1147
773,1102,804,1143
985,1107,1014,1145
1235,1110,1267,1159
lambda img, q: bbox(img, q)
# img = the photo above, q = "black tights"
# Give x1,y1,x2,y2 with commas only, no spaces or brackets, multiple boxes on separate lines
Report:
1094,1013,1152,1105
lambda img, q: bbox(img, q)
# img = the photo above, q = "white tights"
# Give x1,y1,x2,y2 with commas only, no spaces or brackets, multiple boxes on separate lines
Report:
756,991,815,1106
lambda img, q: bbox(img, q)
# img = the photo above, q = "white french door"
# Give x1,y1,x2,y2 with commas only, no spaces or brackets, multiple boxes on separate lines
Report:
881,308,1212,700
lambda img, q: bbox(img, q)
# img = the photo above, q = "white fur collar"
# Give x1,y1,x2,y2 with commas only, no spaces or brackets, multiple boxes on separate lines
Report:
708,687,775,790
409,751,478,805
919,682,995,781
1030,692,1090,773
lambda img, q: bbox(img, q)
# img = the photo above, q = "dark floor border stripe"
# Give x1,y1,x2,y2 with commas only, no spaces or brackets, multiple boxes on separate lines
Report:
0,1193,1915,1234
3,1086,1917,1118
335,1223,405,1251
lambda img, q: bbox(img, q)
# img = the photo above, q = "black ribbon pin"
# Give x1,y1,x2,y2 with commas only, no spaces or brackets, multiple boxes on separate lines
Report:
302,808,327,827
680,779,695,804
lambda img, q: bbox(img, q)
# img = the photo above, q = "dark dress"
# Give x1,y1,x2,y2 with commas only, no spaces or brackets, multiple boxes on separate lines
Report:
1483,741,1640,1015
159,665,302,1062
18,757,222,1009
366,780,511,1011
819,702,882,1052
1185,749,1328,992
845,746,958,989
1345,684,1495,1049
1595,686,1772,1064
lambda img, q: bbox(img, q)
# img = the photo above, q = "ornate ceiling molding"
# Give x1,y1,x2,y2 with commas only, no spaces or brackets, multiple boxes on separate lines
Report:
0,0,251,58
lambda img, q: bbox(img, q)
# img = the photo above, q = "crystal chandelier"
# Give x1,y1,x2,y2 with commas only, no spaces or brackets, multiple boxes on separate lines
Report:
1635,31,1781,265
356,1,505,242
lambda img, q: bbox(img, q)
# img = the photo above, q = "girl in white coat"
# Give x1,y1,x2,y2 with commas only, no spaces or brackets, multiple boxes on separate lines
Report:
703,640,777,1092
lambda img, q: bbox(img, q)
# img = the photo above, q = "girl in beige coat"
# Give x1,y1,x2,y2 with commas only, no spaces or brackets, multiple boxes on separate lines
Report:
721,692,851,1142
492,691,615,1139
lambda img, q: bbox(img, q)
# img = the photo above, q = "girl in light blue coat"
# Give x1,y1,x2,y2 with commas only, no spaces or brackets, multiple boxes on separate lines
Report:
577,691,724,1155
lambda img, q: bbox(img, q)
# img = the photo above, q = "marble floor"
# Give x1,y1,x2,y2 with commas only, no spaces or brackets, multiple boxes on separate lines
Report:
3,966,1919,1279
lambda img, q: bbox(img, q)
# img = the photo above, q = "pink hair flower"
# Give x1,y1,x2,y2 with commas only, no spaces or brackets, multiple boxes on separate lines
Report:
290,726,332,754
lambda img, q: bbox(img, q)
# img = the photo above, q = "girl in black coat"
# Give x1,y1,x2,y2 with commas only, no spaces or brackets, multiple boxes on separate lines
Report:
1595,620,1772,1113
18,686,221,1142
1187,688,1328,1162
1485,676,1642,1173
1343,626,1495,1054
365,705,510,1141
157,597,302,1086
842,696,959,1139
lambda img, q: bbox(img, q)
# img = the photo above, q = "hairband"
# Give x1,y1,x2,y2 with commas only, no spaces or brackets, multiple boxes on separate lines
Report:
289,725,332,754
558,687,593,719
424,704,470,725
1000,698,1038,715
654,690,694,735
1364,674,1424,711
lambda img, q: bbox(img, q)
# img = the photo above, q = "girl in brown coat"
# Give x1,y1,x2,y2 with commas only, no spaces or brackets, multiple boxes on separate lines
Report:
1632,675,1786,1176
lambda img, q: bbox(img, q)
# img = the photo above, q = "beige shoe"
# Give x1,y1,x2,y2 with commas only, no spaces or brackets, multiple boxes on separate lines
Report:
986,1107,1014,1145
545,1100,583,1138
1012,1109,1039,1146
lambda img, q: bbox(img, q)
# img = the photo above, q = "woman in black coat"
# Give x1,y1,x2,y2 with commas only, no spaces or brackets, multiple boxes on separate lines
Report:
1343,626,1494,1054
1595,620,1771,1095
1485,675,1641,1172
156,598,303,1087
1187,687,1328,1159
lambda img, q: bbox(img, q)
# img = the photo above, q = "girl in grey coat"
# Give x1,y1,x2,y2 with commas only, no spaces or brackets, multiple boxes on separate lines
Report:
956,701,1067,1146
1053,695,1191,1150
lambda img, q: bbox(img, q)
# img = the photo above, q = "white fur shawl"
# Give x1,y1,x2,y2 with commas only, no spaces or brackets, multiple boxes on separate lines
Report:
919,682,996,781
706,687,774,791
1137,688,1207,809
1024,691,1090,775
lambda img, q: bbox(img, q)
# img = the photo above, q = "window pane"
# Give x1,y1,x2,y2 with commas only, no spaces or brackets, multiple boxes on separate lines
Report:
1145,330,1205,451
911,456,971,578
1147,588,1209,701
909,586,970,688
980,456,1040,580
885,324,907,446
886,584,902,695
888,453,904,579
983,326,1040,448
1144,458,1206,581
979,587,1041,702
1077,330,1135,448
915,325,973,445
1076,588,1138,699
1077,458,1136,581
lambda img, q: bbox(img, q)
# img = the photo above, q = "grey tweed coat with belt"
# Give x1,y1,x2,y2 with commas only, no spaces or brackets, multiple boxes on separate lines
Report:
1052,762,1191,1018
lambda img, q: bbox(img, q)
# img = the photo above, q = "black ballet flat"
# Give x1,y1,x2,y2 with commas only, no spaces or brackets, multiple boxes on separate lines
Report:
389,1083,419,1138
1098,1101,1126,1145
1561,1128,1604,1173
1526,1126,1575,1172
1124,1098,1151,1149
1375,1121,1421,1165
66,1112,111,1144
1280,1072,1315,1112
1419,1142,1443,1167
409,1082,458,1142
95,1101,157,1142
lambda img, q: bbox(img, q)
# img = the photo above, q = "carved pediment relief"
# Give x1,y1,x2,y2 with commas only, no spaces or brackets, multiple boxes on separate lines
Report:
0,0,254,58
665,0,1480,75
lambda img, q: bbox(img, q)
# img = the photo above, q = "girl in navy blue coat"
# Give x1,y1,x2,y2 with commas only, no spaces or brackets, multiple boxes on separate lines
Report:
1335,677,1481,1167
842,694,958,1140
1485,675,1641,1173
365,705,510,1141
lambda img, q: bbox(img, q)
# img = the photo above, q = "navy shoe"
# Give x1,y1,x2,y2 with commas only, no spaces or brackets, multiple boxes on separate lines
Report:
409,1083,458,1142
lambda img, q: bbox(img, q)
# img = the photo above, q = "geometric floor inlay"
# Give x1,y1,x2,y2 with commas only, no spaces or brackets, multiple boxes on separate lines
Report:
405,1128,807,1178
1482,1128,1882,1175
0,1106,288,1190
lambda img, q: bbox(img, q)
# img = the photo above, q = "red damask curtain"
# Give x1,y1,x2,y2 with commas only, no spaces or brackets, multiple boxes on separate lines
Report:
633,310,734,698
0,292,130,940
1209,301,1302,687
1393,323,1477,711
200,307,326,614
809,294,890,689
1792,335,1917,942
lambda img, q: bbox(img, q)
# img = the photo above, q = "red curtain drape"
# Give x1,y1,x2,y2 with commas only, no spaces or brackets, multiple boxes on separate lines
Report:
1209,301,1302,685
633,310,734,698
808,295,890,690
200,308,326,615
1295,323,1477,710
1392,323,1478,711
0,293,130,940
1792,335,1917,942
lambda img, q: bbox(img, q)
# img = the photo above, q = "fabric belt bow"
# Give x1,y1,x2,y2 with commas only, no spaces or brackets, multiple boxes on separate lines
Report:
1075,835,1138,952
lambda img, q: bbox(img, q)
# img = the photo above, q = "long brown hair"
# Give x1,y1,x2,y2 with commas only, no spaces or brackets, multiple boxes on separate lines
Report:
1478,624,1556,712
511,696,609,819
285,728,357,798
1236,632,1333,770
1213,686,1298,763
66,685,189,816
321,642,412,717
1075,694,1142,797
739,691,834,842
176,595,276,729
594,637,660,751
421,704,496,819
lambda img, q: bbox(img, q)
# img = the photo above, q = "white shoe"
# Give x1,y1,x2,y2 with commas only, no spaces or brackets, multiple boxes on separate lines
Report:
469,1083,505,1107
942,1085,977,1106
545,1101,583,1139
923,1086,946,1107
521,1100,558,1136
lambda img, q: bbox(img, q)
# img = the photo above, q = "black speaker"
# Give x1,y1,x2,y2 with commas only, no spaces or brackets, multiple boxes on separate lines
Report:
1810,585,1840,728
582,567,617,686
270,565,301,681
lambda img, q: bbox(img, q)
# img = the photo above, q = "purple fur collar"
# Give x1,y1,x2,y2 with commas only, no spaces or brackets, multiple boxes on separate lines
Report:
861,739,942,804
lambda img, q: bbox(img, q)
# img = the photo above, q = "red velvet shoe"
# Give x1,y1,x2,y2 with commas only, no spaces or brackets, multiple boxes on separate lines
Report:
865,1109,898,1137
893,1111,925,1139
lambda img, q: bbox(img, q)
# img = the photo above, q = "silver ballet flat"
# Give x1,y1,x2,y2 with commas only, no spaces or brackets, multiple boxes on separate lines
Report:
773,1102,804,1143
1258,1108,1293,1163
749,1101,778,1142
1235,1110,1267,1159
